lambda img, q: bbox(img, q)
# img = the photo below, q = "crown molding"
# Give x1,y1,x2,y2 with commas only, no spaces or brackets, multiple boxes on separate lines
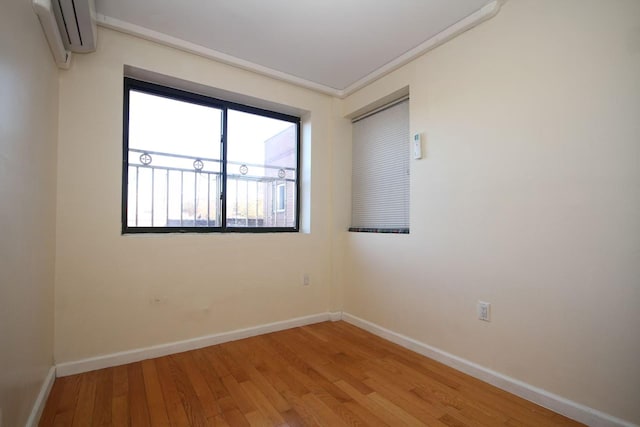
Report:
95,13,342,97
96,0,503,99
340,0,504,97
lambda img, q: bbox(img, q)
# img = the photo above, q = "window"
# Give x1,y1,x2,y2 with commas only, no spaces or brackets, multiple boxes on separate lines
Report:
350,98,410,233
122,78,300,233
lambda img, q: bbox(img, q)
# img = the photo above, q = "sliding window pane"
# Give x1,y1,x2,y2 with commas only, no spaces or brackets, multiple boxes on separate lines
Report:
226,109,297,229
127,90,222,228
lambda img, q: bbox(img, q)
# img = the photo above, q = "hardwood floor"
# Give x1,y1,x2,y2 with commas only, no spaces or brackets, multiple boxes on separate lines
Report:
40,321,583,426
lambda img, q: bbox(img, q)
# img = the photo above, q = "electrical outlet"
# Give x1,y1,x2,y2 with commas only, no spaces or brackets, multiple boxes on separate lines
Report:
478,301,491,322
303,274,310,286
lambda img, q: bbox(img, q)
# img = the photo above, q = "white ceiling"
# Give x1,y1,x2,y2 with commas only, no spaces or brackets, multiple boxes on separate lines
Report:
95,0,497,95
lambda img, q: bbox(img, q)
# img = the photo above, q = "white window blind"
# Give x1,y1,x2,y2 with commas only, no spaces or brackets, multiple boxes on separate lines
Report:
351,99,410,232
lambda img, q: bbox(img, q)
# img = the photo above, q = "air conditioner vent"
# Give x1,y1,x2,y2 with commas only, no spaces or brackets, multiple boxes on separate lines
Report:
52,0,97,53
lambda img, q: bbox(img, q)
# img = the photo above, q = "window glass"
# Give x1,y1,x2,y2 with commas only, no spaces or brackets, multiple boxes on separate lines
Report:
127,91,222,228
226,110,297,228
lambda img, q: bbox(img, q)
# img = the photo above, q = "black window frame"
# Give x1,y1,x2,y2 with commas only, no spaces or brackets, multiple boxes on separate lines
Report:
122,77,301,234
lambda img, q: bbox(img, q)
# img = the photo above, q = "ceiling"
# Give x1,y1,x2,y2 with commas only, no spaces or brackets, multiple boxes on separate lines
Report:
95,0,498,96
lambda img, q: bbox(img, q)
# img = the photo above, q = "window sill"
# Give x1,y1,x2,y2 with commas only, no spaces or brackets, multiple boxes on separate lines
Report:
348,227,409,234
122,227,299,234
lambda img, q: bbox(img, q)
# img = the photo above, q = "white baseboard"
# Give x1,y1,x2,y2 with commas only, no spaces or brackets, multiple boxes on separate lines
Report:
56,312,341,377
329,311,343,321
52,310,636,427
342,313,636,427
25,366,56,427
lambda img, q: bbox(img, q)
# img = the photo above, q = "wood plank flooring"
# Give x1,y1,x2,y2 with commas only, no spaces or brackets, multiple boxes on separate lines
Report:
40,321,583,426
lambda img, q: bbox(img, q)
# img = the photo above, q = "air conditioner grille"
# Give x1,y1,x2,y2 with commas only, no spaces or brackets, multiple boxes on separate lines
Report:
52,0,96,53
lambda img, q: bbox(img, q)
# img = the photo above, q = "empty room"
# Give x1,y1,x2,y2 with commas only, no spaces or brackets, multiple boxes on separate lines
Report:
1,0,639,426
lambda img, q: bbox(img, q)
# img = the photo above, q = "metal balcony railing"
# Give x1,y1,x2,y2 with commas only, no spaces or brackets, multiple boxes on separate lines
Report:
126,148,296,228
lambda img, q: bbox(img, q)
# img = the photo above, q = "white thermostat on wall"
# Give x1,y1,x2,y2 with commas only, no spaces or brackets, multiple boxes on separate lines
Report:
413,132,422,159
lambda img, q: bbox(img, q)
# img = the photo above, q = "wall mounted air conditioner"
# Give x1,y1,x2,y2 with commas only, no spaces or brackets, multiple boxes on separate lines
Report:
33,0,97,69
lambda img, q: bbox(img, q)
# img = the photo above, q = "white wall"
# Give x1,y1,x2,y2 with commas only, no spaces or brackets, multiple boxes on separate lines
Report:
16,0,637,424
341,0,640,423
0,0,58,425
55,27,337,363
